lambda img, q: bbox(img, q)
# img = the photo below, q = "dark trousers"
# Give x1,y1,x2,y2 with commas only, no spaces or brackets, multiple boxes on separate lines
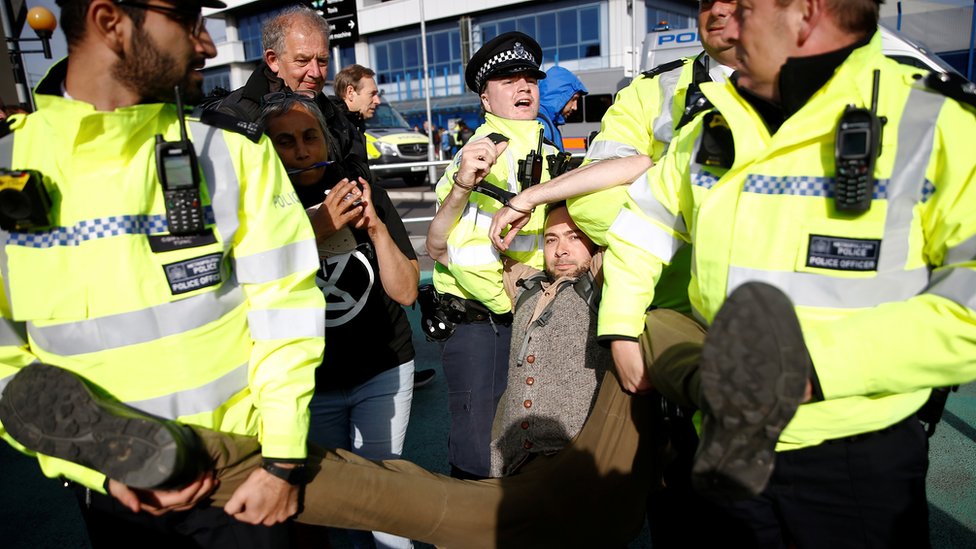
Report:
71,484,292,549
440,320,512,478
716,416,931,549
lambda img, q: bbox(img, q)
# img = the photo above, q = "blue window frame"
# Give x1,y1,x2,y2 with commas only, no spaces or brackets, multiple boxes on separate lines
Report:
645,0,697,32
371,28,463,88
480,2,602,65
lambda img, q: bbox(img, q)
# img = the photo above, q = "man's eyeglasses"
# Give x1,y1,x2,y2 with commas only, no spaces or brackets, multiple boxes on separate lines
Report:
115,1,207,38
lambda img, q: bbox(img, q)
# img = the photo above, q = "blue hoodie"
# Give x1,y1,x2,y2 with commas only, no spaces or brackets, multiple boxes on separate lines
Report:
537,66,588,151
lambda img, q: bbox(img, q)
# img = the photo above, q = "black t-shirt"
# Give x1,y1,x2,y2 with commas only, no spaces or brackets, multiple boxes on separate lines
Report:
298,180,417,390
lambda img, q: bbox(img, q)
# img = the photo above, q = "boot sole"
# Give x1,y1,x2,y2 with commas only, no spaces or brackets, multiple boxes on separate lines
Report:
692,282,810,501
0,364,180,489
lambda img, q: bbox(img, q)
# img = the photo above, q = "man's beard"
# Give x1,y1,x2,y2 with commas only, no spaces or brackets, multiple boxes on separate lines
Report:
545,260,590,280
112,26,204,104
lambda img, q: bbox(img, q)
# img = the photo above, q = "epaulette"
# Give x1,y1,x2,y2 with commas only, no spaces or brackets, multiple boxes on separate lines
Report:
641,58,688,80
191,106,264,144
918,71,976,109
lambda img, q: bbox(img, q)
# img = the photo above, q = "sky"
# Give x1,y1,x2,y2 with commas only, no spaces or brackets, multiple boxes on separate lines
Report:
18,0,66,86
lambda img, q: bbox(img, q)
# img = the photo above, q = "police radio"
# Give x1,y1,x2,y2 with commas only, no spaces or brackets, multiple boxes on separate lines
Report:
834,70,884,214
517,129,544,190
157,86,206,235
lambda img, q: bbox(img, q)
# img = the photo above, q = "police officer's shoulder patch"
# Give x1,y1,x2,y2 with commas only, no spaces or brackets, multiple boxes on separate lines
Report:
192,107,264,143
917,71,976,110
641,58,688,80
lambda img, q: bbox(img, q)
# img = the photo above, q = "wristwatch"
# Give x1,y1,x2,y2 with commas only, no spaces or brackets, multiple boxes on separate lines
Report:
261,460,308,485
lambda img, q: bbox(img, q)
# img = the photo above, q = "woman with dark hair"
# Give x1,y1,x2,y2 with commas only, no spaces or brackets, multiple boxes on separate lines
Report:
261,94,420,549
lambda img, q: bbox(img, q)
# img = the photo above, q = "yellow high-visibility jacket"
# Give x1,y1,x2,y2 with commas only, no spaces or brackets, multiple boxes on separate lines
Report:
433,114,557,314
571,53,729,313
0,62,326,490
601,33,976,450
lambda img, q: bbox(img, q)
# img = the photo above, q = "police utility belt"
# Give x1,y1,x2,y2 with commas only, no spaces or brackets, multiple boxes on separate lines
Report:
418,284,512,342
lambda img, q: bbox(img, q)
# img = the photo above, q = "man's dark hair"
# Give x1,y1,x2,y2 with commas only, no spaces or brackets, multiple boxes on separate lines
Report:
545,201,568,219
57,0,145,48
334,64,376,98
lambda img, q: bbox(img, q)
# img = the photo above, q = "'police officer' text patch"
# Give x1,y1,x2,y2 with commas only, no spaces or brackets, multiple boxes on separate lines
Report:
163,253,223,295
806,235,880,272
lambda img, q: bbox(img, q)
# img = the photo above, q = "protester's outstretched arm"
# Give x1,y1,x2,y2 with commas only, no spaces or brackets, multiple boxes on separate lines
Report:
490,155,653,250
426,138,509,264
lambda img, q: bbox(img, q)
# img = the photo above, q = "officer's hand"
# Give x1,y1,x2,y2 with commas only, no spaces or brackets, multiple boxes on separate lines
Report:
107,470,217,516
611,340,653,394
455,138,508,189
489,192,537,251
224,466,299,526
311,178,365,240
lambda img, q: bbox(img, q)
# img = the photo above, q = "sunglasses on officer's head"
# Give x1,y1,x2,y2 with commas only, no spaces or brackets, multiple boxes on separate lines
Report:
261,90,318,107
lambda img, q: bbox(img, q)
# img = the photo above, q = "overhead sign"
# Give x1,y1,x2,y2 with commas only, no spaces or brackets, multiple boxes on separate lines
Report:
310,0,359,47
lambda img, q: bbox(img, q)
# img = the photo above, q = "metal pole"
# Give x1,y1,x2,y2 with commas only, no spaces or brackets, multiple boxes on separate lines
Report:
896,1,902,31
419,0,437,187
332,45,341,81
968,0,975,82
0,0,33,110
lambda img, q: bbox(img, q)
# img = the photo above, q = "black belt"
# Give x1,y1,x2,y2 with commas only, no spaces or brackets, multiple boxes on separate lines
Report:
441,294,513,326
823,415,917,445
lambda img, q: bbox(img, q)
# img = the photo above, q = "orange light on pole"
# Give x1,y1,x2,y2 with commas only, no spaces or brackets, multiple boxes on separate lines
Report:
27,6,58,58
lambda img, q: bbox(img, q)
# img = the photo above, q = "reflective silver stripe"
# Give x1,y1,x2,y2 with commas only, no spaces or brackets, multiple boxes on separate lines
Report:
925,266,976,311
0,317,27,346
234,239,319,284
460,202,494,228
27,282,246,356
877,88,945,272
448,243,499,267
609,208,683,262
0,133,13,168
507,233,541,253
726,265,929,309
127,362,248,420
189,122,239,248
628,171,687,234
247,308,325,340
651,68,682,146
946,233,976,266
584,140,641,162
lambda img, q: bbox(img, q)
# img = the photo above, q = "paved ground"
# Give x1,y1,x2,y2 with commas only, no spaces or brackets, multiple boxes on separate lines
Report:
1,182,974,547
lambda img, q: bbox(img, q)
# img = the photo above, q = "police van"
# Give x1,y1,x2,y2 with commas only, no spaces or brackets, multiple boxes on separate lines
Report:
640,23,957,75
365,103,431,186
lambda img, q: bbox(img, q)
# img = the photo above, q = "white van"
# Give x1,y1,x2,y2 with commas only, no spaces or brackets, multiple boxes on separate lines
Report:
640,23,957,74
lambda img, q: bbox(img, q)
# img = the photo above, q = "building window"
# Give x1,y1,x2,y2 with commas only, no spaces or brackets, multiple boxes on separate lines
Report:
203,68,232,96
328,46,357,82
371,28,463,90
645,0,697,32
479,3,602,65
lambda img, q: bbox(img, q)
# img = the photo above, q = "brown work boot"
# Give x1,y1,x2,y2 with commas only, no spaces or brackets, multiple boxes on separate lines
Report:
692,282,811,501
0,363,208,489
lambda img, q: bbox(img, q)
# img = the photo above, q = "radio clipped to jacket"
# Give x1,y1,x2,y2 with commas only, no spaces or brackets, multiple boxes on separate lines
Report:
517,128,544,190
0,168,52,231
834,70,885,214
157,86,206,235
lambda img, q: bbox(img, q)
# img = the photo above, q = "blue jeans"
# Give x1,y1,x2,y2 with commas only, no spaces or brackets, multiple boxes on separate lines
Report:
440,321,512,478
308,361,415,549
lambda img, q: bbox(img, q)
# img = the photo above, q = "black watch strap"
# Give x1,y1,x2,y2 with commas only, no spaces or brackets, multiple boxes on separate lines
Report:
261,461,307,485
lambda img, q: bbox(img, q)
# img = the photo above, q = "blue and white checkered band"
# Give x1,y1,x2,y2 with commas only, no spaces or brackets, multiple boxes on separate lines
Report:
475,41,538,90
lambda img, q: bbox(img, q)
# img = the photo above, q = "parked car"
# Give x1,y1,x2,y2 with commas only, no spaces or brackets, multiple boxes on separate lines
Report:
365,103,431,186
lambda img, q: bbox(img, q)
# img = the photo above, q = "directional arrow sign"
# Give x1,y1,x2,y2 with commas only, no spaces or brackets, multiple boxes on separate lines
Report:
316,0,360,47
